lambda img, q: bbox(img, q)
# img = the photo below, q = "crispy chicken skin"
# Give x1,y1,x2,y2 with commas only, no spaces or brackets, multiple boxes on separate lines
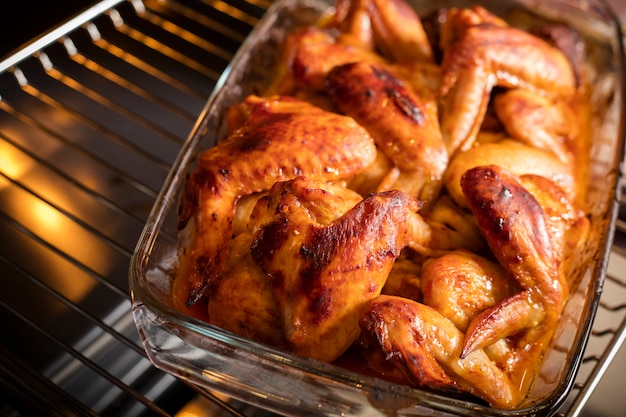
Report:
176,95,377,309
248,177,425,362
326,61,448,201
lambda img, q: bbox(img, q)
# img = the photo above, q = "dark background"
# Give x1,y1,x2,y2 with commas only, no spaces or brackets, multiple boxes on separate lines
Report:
1,0,98,59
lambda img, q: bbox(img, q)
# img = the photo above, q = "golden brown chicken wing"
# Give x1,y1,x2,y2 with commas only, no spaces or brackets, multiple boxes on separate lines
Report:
439,15,576,155
175,95,377,311
248,177,426,362
326,61,448,201
459,165,569,361
280,26,386,93
359,295,517,407
333,0,434,62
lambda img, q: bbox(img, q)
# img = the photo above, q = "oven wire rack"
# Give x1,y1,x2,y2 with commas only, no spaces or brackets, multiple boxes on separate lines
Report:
0,0,624,416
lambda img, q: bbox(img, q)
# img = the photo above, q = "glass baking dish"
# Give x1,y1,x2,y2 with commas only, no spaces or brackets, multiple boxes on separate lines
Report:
129,0,625,415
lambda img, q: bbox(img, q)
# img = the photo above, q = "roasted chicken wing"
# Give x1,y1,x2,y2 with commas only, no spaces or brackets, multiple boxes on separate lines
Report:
175,95,377,310
282,26,385,93
248,177,426,362
459,166,569,363
334,0,434,62
439,8,576,155
326,61,448,201
359,295,518,407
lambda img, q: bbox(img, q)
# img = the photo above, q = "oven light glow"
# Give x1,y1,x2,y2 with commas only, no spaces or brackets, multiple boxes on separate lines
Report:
0,140,105,304
0,141,30,186
31,198,64,231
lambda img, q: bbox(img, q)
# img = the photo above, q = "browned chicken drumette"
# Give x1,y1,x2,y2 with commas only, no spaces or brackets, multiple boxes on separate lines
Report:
175,95,377,311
